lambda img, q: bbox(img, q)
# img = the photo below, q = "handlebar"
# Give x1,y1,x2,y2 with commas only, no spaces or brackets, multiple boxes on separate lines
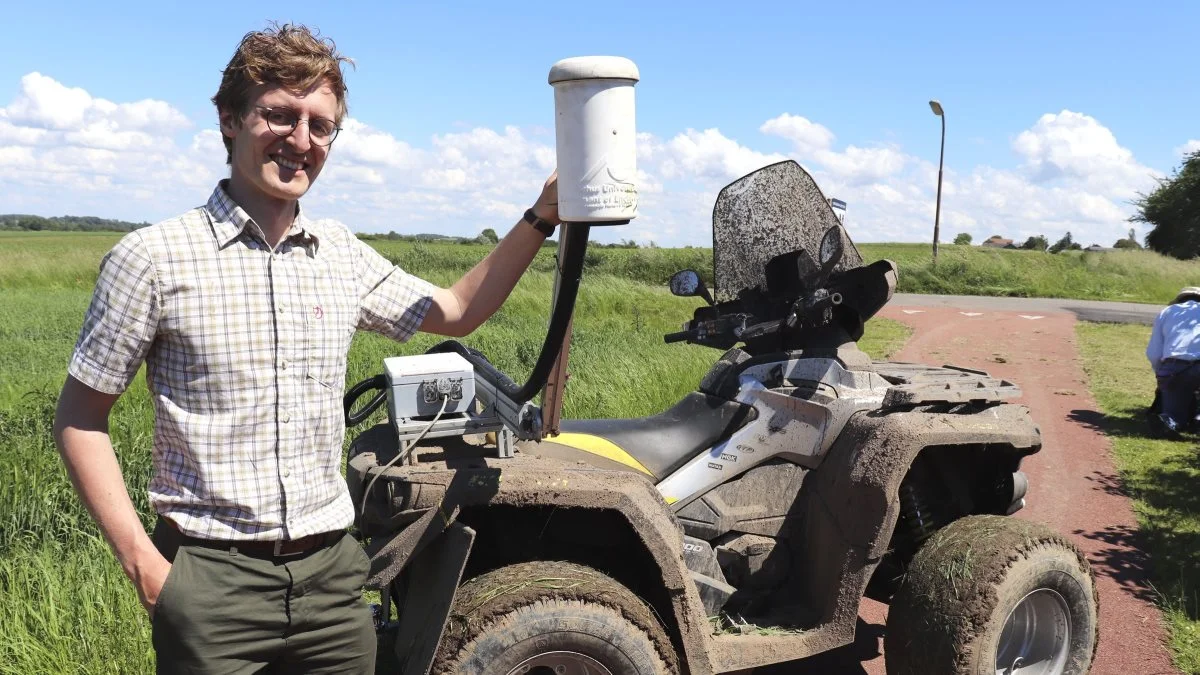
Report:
663,285,844,347
663,329,696,344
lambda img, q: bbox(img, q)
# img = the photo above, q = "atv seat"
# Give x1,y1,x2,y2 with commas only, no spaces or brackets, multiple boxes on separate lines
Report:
551,392,754,480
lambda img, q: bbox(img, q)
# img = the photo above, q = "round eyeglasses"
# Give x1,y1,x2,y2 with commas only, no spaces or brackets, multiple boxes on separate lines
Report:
254,106,341,146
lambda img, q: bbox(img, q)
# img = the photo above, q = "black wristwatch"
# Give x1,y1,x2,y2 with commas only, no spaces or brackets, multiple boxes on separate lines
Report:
523,208,557,237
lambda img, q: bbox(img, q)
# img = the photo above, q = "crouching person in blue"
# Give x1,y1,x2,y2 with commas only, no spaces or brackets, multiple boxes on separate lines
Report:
1147,286,1200,436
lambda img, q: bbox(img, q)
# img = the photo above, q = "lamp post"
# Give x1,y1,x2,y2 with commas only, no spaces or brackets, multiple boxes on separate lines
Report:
926,99,945,263
929,99,945,264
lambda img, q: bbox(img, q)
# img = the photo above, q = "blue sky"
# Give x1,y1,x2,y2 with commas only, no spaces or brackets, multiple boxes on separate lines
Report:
2,1,1196,247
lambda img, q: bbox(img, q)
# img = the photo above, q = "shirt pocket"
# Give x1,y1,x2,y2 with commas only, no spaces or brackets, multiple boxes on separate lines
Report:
302,264,357,392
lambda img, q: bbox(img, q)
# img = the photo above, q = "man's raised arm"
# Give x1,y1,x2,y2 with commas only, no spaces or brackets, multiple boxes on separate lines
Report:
421,172,562,338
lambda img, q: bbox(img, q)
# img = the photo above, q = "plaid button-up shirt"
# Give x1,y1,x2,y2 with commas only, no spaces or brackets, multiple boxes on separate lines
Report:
68,182,435,541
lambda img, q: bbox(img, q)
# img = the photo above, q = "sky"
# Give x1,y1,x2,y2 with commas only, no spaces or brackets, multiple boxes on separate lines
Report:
1,1,1197,248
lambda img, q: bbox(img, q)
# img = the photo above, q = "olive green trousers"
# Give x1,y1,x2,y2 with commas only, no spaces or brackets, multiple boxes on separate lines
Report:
150,519,377,674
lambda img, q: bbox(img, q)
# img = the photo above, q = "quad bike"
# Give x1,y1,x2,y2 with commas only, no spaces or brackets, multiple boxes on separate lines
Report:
344,160,1099,674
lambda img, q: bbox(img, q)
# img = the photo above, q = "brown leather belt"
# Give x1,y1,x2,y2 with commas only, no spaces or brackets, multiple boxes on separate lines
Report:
164,518,342,559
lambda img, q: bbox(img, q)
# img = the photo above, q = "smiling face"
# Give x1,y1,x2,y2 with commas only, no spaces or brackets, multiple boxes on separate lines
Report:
220,80,338,207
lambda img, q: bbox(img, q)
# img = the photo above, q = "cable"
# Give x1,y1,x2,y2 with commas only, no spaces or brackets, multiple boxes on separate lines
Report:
359,393,451,522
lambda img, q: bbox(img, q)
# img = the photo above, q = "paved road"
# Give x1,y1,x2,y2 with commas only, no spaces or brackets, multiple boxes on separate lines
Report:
892,293,1162,325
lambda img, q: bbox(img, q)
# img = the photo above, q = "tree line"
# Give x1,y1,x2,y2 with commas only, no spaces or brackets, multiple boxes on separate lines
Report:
0,214,150,232
2,214,662,250
953,230,1142,252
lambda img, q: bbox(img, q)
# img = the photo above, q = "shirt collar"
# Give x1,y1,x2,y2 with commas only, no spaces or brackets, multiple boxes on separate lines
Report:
205,180,320,253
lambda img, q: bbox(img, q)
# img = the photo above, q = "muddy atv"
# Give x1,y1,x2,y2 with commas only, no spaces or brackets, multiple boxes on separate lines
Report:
344,160,1099,675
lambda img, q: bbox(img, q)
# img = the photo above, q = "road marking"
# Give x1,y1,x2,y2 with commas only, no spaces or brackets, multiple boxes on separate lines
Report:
960,312,983,317
1019,315,1045,320
901,309,925,314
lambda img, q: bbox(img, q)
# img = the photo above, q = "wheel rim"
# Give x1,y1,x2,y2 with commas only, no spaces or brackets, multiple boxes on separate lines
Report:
507,651,613,675
995,588,1072,675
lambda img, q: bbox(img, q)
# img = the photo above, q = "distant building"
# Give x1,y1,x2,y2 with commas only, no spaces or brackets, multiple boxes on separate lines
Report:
981,236,1015,249
1085,245,1116,253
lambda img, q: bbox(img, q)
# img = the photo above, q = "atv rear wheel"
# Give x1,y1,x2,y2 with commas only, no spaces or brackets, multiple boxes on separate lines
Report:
433,560,676,675
884,515,1098,675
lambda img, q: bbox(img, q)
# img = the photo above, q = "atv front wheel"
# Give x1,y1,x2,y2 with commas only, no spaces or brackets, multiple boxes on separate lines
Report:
884,515,1098,675
433,560,676,675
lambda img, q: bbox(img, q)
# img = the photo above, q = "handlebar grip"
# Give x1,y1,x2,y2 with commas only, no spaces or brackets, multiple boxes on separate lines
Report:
663,330,693,344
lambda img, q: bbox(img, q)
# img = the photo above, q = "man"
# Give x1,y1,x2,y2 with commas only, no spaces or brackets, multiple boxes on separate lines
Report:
51,24,561,673
1146,286,1200,436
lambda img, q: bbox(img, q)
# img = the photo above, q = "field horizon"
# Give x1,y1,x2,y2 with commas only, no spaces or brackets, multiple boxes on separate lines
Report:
3,230,1197,306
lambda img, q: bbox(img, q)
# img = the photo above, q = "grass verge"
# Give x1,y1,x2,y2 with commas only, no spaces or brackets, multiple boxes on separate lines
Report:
1076,321,1200,673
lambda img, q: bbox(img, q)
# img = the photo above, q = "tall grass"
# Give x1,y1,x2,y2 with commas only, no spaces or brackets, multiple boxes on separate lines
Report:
0,539,153,674
865,243,1200,303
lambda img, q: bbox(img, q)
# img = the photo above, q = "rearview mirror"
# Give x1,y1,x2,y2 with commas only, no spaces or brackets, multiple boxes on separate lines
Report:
819,226,844,269
669,270,715,305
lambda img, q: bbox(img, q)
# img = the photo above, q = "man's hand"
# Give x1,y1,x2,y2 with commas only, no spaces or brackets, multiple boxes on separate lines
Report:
532,171,561,225
132,546,173,617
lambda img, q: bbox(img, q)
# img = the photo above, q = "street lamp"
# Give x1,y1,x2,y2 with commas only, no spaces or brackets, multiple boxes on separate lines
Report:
929,99,945,264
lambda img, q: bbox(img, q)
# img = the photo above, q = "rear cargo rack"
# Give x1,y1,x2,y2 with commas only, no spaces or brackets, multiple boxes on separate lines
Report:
873,362,1023,407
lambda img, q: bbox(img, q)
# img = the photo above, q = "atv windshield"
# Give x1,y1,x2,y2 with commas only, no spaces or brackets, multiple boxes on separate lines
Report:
711,160,863,302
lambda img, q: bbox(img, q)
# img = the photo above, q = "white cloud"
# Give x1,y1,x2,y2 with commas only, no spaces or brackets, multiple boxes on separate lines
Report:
1,72,189,135
0,146,36,166
0,119,49,145
1012,111,1130,177
0,73,1176,251
814,145,907,185
0,74,216,218
335,118,420,169
760,113,835,154
1176,139,1200,157
2,73,94,129
1011,110,1155,199
191,128,225,155
653,128,786,181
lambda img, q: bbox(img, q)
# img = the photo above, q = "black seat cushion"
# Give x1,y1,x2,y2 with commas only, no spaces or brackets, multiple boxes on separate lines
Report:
559,392,755,480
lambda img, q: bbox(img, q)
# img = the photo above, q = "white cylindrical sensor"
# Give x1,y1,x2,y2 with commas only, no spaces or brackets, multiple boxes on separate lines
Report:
548,56,639,223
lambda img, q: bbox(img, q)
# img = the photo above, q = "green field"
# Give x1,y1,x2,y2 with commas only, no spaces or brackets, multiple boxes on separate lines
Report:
6,232,1200,304
0,231,910,673
1076,323,1200,673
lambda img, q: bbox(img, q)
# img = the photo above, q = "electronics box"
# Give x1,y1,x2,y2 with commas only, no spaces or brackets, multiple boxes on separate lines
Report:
384,352,476,422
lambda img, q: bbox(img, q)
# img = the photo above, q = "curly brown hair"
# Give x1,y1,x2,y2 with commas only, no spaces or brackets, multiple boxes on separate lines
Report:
212,23,354,163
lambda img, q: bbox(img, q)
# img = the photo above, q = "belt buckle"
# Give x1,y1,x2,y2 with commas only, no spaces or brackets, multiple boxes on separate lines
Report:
273,539,284,557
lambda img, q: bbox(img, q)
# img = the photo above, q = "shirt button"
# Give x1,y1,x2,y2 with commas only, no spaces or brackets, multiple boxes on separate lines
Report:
282,411,292,423
283,464,292,477
280,360,289,370
277,305,286,314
